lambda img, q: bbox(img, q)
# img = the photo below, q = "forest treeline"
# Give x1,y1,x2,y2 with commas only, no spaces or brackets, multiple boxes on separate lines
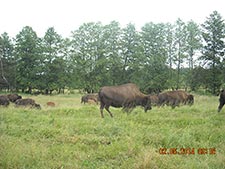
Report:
0,11,224,95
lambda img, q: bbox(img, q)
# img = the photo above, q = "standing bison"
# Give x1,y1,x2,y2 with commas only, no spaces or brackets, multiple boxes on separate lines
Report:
15,98,41,109
0,95,10,106
98,83,152,118
158,90,194,108
218,89,225,112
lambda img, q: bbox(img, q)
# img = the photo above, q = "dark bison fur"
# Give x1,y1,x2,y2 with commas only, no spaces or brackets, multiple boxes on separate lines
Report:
98,83,152,118
148,94,159,106
81,93,99,104
7,94,22,102
218,89,225,112
15,98,41,109
158,90,194,108
0,95,10,106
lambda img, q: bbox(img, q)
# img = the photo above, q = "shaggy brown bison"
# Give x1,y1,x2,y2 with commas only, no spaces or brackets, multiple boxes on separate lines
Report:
7,94,22,102
81,93,99,104
218,89,225,112
158,90,194,108
15,98,41,109
148,94,159,106
98,83,152,118
0,95,10,106
87,99,97,104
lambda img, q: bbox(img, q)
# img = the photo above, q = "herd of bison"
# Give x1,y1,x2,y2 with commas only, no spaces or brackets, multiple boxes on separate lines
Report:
0,83,225,118
0,94,41,109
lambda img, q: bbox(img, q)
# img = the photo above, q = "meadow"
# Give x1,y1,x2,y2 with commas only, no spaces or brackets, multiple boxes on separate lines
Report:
0,93,225,169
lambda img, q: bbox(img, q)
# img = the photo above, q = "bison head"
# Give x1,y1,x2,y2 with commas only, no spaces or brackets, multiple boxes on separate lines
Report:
143,96,152,112
218,90,225,112
34,103,41,109
187,94,194,105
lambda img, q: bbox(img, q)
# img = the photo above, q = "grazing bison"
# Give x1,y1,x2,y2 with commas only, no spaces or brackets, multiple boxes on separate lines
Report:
81,93,99,104
7,94,22,102
87,99,97,104
158,90,194,108
15,98,41,109
98,83,152,118
186,94,194,105
218,89,225,112
0,95,10,106
148,94,159,106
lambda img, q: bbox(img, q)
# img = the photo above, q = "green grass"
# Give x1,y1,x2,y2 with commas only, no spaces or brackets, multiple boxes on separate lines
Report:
0,94,225,169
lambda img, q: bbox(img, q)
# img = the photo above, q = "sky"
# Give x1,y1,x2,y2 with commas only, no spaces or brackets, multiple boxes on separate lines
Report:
1,0,225,38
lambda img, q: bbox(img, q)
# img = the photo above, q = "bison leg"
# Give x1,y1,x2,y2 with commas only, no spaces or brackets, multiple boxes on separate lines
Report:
100,103,105,118
105,105,113,118
218,102,225,112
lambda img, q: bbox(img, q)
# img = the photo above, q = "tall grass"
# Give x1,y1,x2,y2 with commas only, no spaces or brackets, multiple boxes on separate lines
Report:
0,94,225,168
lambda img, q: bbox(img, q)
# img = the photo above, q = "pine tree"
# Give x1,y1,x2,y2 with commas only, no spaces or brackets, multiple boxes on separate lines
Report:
201,11,225,94
186,21,202,90
0,33,14,90
14,26,42,93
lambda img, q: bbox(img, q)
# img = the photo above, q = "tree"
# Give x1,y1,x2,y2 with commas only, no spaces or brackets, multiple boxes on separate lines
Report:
201,11,225,94
14,26,42,93
42,27,67,94
185,21,202,90
164,23,177,89
186,21,202,69
102,21,122,85
0,32,14,90
71,22,105,92
173,18,188,89
120,23,142,84
140,22,169,92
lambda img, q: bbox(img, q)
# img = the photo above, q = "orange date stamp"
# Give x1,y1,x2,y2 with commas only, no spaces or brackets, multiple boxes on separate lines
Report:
158,147,216,155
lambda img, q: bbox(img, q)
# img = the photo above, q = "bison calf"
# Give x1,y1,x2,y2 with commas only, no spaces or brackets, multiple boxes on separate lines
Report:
15,98,41,109
47,102,56,107
218,89,225,112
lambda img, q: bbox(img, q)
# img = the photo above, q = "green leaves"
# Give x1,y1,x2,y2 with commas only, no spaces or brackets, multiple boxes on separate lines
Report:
14,26,42,92
0,32,14,89
201,11,225,94
0,11,225,94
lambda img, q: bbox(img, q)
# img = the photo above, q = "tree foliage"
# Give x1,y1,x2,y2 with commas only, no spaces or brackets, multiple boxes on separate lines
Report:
14,26,43,93
0,11,224,94
201,11,225,94
0,32,14,89
42,27,68,94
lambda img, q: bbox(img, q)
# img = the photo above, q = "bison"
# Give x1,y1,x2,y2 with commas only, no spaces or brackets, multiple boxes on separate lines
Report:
15,98,41,109
148,94,159,106
81,93,99,104
218,89,225,112
186,94,194,105
98,83,152,118
0,95,10,106
158,90,194,108
47,101,56,107
7,94,22,102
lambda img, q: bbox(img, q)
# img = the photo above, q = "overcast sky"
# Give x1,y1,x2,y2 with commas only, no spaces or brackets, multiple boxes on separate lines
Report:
1,0,225,38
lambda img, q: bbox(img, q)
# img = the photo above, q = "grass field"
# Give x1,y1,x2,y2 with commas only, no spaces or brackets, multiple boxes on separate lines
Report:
0,93,225,169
